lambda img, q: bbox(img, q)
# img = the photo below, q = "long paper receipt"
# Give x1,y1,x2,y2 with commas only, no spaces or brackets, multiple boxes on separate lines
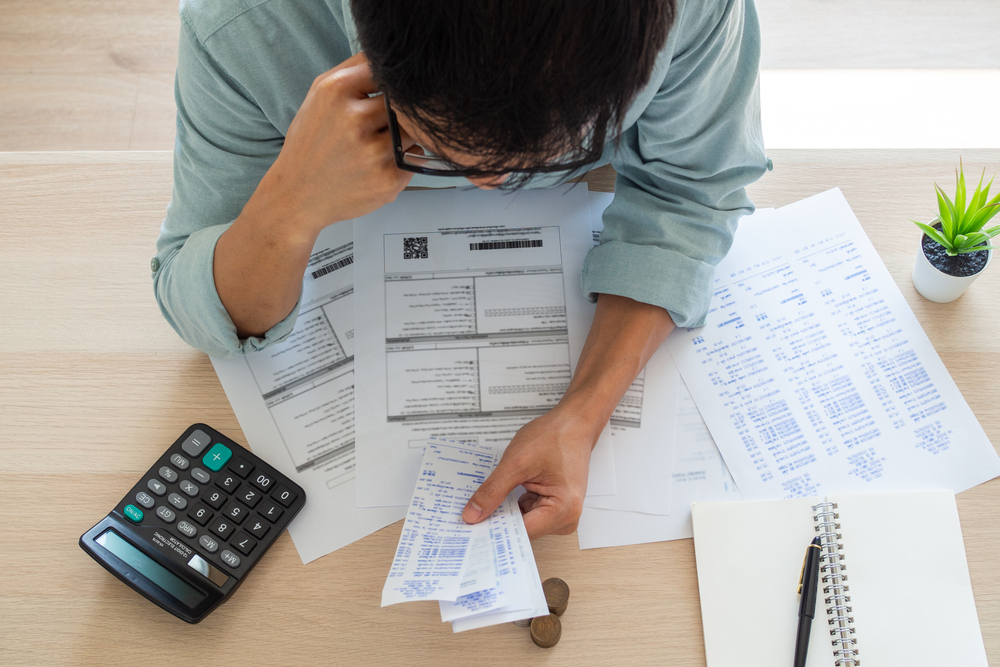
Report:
381,440,548,631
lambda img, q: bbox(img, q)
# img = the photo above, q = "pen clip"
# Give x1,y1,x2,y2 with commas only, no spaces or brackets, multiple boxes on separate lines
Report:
798,547,808,594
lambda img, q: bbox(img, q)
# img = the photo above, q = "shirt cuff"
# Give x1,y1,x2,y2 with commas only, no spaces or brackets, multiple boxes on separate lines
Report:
580,240,715,328
153,221,301,358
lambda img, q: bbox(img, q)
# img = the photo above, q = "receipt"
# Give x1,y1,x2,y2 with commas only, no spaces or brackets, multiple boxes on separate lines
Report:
381,441,495,606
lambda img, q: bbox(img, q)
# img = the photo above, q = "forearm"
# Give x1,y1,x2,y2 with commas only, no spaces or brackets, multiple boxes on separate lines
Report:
213,177,322,339
557,293,675,443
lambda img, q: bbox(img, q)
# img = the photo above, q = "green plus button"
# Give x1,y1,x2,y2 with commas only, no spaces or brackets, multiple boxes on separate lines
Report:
202,443,232,472
124,505,143,523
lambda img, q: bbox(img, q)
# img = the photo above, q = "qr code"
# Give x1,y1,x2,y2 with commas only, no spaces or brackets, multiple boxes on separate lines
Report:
403,236,428,259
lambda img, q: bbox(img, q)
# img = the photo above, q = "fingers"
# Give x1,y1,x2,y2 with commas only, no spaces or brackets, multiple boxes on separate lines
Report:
520,499,577,540
463,457,524,525
313,52,379,99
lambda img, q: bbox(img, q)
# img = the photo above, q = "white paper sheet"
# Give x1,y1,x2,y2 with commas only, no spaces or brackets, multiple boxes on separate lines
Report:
211,222,405,563
577,378,742,549
354,188,615,509
582,190,679,514
381,441,495,606
667,189,1000,499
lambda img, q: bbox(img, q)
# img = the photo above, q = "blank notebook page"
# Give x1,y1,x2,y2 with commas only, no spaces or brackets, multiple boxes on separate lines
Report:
692,491,987,667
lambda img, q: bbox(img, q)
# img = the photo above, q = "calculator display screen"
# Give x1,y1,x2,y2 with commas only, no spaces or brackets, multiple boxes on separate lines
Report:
96,529,207,609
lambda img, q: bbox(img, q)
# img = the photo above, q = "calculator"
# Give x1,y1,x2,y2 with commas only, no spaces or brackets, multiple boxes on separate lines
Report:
80,424,306,623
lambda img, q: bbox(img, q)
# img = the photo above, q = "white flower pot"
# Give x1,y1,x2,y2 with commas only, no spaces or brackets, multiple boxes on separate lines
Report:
911,234,992,303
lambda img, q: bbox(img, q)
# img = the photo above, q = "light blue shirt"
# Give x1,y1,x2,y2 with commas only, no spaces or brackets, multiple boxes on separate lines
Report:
154,0,767,357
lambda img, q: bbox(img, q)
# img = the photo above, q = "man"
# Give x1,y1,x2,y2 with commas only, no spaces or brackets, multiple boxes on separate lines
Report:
154,0,766,539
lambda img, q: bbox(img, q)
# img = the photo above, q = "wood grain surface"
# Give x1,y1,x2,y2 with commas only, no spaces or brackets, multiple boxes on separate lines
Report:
1,149,997,666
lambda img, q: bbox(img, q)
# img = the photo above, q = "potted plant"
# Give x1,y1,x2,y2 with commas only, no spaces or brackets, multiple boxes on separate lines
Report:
911,161,1000,302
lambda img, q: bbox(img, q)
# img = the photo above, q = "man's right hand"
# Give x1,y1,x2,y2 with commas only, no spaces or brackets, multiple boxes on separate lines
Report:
255,52,415,235
215,52,414,339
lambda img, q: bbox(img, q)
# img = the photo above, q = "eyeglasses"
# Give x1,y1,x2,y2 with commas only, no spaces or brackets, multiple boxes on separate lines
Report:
383,93,600,178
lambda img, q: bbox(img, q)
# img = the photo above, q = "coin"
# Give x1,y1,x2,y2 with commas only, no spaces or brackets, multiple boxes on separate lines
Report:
512,617,532,628
530,614,562,648
542,577,570,616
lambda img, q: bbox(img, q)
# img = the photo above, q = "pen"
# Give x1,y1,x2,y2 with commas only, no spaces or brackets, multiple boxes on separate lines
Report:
794,537,822,667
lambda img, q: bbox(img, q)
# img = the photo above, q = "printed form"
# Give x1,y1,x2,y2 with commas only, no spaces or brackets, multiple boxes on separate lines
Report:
211,222,405,564
381,439,547,630
354,188,615,508
667,189,1000,500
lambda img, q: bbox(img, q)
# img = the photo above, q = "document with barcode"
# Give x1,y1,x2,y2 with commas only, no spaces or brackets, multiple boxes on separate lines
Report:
353,188,616,509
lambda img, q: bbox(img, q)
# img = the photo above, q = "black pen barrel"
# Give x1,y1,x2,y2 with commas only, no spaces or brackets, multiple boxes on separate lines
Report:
793,615,812,667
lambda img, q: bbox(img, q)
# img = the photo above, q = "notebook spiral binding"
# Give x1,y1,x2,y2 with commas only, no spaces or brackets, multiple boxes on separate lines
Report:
813,502,859,666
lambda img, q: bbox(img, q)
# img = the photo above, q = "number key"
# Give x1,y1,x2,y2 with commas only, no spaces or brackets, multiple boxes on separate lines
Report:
271,484,297,507
236,486,262,508
246,518,270,539
188,503,214,526
231,532,257,556
216,473,240,493
251,472,273,492
257,500,284,523
222,500,248,525
202,489,227,510
208,515,235,540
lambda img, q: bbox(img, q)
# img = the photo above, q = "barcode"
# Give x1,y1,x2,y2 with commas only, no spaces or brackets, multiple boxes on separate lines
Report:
469,239,543,251
311,255,353,279
404,236,429,259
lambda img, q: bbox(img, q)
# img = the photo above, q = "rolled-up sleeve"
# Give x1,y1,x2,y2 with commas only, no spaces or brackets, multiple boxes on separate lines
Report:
582,0,767,327
152,15,298,358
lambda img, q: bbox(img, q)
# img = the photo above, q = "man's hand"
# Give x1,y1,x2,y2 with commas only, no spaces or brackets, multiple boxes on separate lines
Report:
461,405,599,539
462,294,675,539
216,52,414,338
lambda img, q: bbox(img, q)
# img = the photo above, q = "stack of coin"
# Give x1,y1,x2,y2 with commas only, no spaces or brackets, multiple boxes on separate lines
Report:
512,577,570,648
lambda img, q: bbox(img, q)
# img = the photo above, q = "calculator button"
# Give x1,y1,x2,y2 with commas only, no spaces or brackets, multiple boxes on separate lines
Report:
189,503,214,526
176,520,197,538
181,429,212,457
222,501,249,525
202,443,232,472
135,491,155,509
271,485,298,507
158,466,178,483
236,486,262,508
251,472,274,492
232,533,257,556
156,506,176,523
246,518,270,539
208,516,235,540
220,550,241,569
123,505,144,523
228,458,254,479
202,489,227,510
179,480,200,497
168,493,188,511
190,467,211,484
258,501,284,523
215,473,240,493
198,534,219,553
169,453,190,470
147,479,167,496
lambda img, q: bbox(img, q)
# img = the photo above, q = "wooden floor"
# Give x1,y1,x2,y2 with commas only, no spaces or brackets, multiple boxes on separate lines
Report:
1,0,996,151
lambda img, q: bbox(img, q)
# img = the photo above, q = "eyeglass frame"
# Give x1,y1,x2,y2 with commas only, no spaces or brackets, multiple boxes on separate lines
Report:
383,92,601,178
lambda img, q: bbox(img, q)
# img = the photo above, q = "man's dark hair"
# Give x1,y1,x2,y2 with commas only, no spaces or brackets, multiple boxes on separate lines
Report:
352,0,676,183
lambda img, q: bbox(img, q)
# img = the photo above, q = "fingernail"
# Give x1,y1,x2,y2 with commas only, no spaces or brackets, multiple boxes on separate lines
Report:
463,500,483,523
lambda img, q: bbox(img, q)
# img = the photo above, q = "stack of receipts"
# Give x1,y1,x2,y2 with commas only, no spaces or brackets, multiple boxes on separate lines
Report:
381,439,548,631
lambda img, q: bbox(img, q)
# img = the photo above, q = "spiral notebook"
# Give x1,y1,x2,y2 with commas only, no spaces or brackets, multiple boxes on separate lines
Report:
692,491,988,667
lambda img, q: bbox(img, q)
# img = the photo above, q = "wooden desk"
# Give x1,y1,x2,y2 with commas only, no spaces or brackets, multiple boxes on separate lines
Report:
2,150,998,665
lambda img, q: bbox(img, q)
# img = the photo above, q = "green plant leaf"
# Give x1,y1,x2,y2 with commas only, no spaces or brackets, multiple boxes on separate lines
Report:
935,184,957,239
914,221,953,250
961,169,987,235
956,244,995,254
967,202,1000,232
984,224,1000,238
954,163,967,225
